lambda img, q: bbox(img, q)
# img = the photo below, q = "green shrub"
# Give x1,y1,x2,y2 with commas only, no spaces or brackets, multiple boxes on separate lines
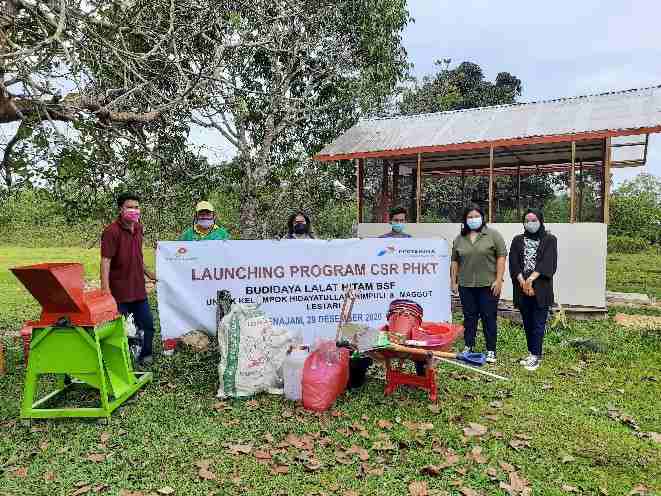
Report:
607,235,649,254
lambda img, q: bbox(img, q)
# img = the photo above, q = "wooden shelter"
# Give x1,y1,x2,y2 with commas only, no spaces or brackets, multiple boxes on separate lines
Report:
313,86,661,312
314,85,661,224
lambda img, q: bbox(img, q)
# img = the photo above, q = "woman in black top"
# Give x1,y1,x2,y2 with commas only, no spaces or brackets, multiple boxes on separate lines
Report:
508,209,557,371
286,211,315,239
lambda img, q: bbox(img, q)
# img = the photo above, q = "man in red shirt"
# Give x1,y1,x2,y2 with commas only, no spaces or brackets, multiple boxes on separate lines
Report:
101,193,157,366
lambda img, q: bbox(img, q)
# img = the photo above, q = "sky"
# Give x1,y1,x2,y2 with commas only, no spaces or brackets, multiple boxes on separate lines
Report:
401,0,661,184
196,0,661,185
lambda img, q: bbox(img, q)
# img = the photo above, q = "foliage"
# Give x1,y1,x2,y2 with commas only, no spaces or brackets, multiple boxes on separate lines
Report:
192,0,411,236
610,174,661,244
399,61,522,115
607,236,650,254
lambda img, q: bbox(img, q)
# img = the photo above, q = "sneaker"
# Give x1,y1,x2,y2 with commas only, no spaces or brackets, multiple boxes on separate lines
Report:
462,346,473,354
523,355,540,371
519,355,534,365
486,351,496,364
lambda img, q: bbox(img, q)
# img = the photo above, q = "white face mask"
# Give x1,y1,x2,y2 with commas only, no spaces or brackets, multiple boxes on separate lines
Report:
466,217,482,231
525,221,540,234
197,218,214,229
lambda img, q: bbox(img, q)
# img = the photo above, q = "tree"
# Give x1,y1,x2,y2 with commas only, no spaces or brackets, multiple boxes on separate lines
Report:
395,61,544,221
191,0,410,236
610,173,661,244
399,61,522,115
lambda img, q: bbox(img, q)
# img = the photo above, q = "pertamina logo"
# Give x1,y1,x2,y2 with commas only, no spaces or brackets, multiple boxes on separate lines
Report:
377,245,396,257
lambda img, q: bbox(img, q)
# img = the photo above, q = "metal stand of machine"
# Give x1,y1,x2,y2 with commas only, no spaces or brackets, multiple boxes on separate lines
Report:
11,262,152,421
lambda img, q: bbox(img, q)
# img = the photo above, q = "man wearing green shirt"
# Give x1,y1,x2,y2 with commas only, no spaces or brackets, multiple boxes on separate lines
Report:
178,201,230,241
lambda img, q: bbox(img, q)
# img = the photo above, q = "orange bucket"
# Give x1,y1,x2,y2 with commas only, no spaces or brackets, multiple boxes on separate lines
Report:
387,311,421,343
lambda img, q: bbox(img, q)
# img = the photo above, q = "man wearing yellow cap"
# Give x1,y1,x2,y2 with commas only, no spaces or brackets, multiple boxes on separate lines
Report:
178,201,230,241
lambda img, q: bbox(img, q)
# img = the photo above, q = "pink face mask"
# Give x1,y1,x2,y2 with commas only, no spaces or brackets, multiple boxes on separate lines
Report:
122,208,141,223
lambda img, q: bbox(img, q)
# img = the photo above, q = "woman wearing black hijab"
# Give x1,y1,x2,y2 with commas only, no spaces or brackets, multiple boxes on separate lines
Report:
286,211,315,239
508,209,558,371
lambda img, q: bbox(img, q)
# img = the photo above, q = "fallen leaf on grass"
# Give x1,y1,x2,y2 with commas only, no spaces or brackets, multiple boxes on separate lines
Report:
344,491,360,496
483,414,499,422
39,440,49,451
157,488,175,495
254,450,272,460
346,445,370,461
226,443,253,455
118,490,144,496
212,401,228,412
72,486,93,496
409,481,428,496
499,471,531,496
562,485,579,493
100,432,111,444
372,439,397,451
335,449,353,465
542,383,553,390
463,423,487,438
561,454,576,464
303,459,322,472
86,453,107,463
281,409,294,419
460,487,481,496
629,485,650,495
245,399,259,410
639,432,661,443
263,433,275,443
11,467,28,478
499,461,516,473
92,485,109,493
509,439,531,450
360,463,384,477
271,464,290,475
428,404,441,414
514,433,532,440
486,467,499,480
44,471,56,482
377,419,393,430
194,460,216,481
467,446,487,464
489,401,503,409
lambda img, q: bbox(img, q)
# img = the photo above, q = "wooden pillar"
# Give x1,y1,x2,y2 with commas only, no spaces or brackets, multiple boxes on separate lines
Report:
570,141,577,223
416,153,422,223
381,161,390,222
460,170,466,209
578,161,584,222
488,146,495,223
602,138,612,224
356,158,364,224
392,162,400,206
516,165,521,219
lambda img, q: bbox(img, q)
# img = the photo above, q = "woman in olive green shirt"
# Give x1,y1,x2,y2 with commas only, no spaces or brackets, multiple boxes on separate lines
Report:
451,205,507,363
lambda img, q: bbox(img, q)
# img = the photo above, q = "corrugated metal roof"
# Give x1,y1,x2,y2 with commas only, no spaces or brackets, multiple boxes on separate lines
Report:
314,85,661,160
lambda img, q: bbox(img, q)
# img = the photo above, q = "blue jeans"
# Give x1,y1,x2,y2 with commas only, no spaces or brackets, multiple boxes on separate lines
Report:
118,299,155,359
518,295,549,356
459,286,498,352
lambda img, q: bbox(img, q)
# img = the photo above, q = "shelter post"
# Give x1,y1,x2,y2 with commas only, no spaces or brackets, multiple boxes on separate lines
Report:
570,141,577,223
416,153,422,222
602,138,612,224
356,158,364,224
381,160,390,222
516,165,521,218
392,162,400,205
488,145,495,223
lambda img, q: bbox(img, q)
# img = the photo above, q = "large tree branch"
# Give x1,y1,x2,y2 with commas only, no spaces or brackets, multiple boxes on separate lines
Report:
0,91,160,124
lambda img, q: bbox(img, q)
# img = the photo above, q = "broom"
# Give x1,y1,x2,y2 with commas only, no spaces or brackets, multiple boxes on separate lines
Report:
355,326,509,381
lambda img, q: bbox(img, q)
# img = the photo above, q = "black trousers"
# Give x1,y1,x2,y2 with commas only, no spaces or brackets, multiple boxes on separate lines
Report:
118,299,155,358
518,294,549,356
459,286,498,352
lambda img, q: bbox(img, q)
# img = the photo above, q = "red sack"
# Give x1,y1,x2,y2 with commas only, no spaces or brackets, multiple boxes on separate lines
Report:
302,344,349,412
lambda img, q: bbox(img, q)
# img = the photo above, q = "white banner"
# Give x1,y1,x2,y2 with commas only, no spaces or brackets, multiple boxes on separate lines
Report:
156,238,450,344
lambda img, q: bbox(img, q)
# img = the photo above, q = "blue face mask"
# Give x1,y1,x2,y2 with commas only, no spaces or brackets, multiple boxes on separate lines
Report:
391,223,405,233
466,217,482,231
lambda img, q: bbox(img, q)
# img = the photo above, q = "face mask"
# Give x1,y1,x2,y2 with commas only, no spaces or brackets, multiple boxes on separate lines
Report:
525,221,540,234
294,223,307,235
197,218,214,229
466,217,482,231
391,223,405,233
122,208,140,223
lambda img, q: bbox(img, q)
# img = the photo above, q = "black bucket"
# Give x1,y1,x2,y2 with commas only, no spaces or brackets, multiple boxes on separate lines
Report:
348,356,373,389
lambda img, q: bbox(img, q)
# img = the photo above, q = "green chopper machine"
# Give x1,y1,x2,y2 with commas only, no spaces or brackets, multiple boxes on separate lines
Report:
11,262,152,420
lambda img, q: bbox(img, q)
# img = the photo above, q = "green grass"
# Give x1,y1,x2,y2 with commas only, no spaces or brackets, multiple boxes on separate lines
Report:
1,247,660,496
607,247,661,299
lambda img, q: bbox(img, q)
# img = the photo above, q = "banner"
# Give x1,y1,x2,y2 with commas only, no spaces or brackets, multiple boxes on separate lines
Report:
156,238,450,344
